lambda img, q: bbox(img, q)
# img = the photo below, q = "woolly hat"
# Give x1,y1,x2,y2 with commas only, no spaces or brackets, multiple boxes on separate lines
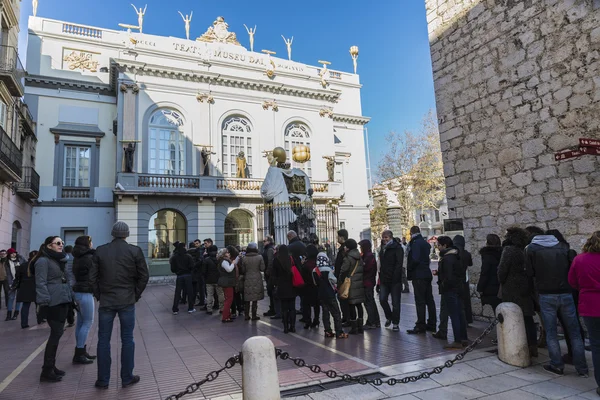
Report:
6,248,16,255
316,252,330,268
345,239,358,250
247,242,258,250
111,221,130,238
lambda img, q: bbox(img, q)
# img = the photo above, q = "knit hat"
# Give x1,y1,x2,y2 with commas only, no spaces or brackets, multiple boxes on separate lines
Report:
247,242,258,250
345,239,358,250
316,252,330,268
6,248,16,255
111,221,130,238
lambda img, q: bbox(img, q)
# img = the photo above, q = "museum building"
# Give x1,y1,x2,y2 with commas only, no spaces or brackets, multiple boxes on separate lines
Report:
25,15,371,275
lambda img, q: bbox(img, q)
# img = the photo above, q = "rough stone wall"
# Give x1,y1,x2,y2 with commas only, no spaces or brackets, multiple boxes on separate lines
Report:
425,0,600,315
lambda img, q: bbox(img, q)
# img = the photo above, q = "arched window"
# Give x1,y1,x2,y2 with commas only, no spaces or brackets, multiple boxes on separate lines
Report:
11,221,21,250
222,116,252,178
224,209,254,248
148,209,186,259
284,122,311,177
148,109,186,175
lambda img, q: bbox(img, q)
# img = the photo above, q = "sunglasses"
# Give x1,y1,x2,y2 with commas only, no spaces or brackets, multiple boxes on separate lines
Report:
52,241,64,246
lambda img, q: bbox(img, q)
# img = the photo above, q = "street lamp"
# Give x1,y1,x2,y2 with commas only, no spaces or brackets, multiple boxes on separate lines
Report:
349,46,359,74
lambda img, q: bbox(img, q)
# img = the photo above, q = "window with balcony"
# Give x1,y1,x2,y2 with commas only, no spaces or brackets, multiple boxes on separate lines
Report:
148,109,185,175
64,146,90,187
284,122,311,177
222,116,252,178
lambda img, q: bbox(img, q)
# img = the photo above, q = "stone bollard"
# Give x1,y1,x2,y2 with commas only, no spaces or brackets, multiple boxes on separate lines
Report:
242,336,281,400
496,302,531,367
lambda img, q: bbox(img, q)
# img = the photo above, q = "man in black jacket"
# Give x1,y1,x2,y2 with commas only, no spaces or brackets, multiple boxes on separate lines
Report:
334,229,349,324
203,245,222,315
262,236,278,317
378,230,404,331
406,226,436,334
171,242,197,315
435,236,468,349
526,233,588,377
90,221,149,389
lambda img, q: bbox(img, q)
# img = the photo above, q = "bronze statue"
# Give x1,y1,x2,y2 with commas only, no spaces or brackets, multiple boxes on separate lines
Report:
124,143,136,173
201,147,215,176
324,156,335,182
236,151,247,178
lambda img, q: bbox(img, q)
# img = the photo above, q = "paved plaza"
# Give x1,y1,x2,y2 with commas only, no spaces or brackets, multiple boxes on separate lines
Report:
0,282,594,400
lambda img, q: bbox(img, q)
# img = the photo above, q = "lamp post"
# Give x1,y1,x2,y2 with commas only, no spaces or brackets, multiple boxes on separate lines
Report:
349,46,359,74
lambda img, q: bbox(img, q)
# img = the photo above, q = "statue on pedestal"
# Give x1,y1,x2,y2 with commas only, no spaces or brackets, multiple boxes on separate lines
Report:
200,147,215,176
281,35,293,61
178,11,193,40
236,151,247,178
323,156,336,182
261,147,315,244
131,4,147,33
124,142,136,173
244,24,257,52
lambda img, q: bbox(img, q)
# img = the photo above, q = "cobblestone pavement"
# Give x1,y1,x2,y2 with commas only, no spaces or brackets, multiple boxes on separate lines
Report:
0,276,496,400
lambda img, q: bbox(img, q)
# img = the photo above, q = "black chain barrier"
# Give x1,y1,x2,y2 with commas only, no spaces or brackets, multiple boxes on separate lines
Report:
164,355,241,400
274,318,499,386
164,318,498,399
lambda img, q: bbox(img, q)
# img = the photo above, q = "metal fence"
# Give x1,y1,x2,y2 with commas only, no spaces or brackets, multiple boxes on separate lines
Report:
257,201,339,252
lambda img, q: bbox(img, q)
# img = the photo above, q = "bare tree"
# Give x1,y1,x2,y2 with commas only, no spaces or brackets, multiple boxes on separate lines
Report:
373,110,445,235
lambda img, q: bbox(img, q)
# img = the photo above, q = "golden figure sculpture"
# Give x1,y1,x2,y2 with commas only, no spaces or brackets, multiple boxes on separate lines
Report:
131,4,147,33
243,24,257,52
281,35,293,61
178,11,193,40
236,151,247,178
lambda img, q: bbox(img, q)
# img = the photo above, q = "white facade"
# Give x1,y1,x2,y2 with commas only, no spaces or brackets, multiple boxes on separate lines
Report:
26,16,370,274
0,0,38,256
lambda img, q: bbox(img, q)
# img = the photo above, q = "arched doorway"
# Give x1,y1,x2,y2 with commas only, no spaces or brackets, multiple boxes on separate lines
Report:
148,209,187,259
224,209,254,248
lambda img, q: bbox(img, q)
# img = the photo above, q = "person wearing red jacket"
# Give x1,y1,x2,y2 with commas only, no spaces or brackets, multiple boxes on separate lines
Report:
569,231,600,393
359,239,380,329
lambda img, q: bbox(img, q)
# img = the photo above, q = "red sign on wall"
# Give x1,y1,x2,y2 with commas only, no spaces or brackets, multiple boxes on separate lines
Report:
580,138,600,148
580,146,600,156
554,149,583,161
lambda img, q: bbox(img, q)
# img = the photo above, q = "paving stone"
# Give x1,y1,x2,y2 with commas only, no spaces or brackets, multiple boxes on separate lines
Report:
465,357,521,376
480,388,548,400
462,374,531,394
428,362,488,386
520,380,583,399
308,384,387,400
412,383,486,400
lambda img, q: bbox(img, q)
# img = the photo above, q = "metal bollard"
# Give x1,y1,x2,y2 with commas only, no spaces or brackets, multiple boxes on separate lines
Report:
242,336,281,400
496,302,531,367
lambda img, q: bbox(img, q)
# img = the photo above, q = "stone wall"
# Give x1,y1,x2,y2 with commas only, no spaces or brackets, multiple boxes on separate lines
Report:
425,0,600,314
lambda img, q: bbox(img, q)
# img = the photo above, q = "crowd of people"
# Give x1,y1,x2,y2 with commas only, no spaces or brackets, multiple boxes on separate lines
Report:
1,221,149,388
2,220,599,395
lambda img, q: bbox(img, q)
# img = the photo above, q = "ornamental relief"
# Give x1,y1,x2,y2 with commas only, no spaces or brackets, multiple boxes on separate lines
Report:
62,49,100,72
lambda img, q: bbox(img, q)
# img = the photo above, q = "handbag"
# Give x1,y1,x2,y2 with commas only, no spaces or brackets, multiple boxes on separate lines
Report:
339,261,359,300
291,257,305,288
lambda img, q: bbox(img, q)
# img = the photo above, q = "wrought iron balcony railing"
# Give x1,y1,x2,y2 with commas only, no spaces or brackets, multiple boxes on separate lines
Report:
0,45,25,96
0,125,22,182
16,167,40,199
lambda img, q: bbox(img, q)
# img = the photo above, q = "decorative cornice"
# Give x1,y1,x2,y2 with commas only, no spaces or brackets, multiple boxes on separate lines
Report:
110,59,341,103
333,113,371,126
25,75,114,95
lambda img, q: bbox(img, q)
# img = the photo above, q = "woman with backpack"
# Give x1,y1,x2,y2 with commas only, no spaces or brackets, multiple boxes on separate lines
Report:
313,252,347,338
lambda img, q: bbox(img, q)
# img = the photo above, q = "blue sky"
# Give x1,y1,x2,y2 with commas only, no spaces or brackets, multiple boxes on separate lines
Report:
18,0,437,175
